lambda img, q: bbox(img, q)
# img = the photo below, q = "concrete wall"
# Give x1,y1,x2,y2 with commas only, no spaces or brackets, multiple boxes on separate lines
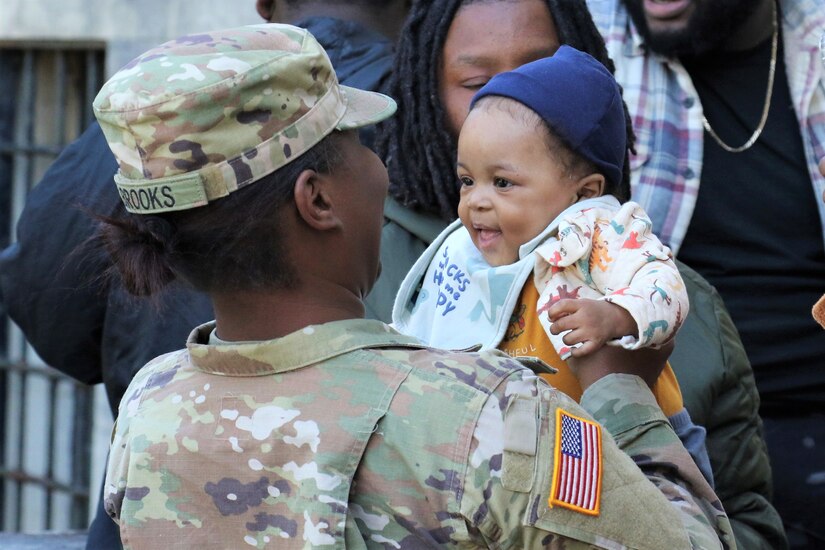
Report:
0,0,262,75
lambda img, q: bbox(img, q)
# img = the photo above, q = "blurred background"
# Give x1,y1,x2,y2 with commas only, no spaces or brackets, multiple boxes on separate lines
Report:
0,0,260,534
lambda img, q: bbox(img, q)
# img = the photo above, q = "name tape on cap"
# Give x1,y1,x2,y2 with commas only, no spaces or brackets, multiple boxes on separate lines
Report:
114,172,209,214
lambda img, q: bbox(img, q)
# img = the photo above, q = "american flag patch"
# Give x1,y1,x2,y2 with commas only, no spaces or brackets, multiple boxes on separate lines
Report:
549,409,602,515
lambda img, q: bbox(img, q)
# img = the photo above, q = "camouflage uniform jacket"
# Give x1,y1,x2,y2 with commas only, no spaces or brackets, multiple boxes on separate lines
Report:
105,319,734,549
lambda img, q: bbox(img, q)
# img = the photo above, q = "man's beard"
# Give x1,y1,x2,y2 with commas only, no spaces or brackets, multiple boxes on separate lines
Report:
623,0,760,57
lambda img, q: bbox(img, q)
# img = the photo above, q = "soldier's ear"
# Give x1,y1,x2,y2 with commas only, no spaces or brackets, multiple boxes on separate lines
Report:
293,169,342,231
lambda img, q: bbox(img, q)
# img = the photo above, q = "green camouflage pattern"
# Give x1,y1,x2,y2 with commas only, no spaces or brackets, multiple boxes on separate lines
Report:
105,319,734,549
92,24,395,214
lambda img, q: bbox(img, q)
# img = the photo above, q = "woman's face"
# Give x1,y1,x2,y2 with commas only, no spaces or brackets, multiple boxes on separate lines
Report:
438,0,561,137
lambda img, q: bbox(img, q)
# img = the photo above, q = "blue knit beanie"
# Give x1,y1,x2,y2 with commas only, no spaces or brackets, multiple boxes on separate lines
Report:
470,45,626,189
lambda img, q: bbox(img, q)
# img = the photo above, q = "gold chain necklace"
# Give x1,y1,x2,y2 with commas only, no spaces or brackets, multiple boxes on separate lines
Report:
701,1,778,153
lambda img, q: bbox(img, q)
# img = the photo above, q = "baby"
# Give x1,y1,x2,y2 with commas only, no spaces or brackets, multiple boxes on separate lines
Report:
394,45,688,362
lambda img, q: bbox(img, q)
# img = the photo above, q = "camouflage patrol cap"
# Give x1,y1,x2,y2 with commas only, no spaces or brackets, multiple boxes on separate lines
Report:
93,23,396,214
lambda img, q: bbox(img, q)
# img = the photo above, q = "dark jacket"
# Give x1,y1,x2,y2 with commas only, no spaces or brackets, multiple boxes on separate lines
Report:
299,16,394,150
0,121,214,414
670,268,787,550
365,198,786,550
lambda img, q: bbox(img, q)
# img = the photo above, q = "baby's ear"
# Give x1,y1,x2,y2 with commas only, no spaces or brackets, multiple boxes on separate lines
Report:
575,173,605,201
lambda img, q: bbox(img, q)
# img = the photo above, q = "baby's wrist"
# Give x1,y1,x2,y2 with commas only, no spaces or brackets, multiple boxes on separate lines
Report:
605,302,637,340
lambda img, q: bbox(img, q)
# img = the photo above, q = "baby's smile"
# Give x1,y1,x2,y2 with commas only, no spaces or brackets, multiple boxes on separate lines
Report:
472,223,503,251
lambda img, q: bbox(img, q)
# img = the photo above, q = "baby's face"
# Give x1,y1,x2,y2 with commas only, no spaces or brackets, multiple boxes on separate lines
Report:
457,105,579,267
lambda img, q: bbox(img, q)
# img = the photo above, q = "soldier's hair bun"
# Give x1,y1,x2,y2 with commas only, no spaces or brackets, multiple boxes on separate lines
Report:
99,214,177,297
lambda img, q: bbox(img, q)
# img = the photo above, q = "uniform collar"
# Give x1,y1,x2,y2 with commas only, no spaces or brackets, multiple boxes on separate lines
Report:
186,318,425,376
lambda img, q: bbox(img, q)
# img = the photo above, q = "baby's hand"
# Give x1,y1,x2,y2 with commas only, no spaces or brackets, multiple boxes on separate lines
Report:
547,299,637,357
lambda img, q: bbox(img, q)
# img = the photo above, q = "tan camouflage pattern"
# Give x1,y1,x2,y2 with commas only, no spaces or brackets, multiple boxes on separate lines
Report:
105,319,734,549
92,24,395,214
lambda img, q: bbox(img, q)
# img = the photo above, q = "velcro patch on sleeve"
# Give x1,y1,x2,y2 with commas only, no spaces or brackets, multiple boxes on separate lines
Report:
549,408,602,516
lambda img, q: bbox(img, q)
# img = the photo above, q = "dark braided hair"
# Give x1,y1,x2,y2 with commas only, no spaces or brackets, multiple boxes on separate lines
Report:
375,0,636,220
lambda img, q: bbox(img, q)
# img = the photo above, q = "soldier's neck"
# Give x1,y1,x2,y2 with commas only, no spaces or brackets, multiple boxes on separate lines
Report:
210,283,365,342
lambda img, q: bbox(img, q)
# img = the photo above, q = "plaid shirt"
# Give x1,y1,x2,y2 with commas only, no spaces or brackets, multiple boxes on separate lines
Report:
586,0,825,253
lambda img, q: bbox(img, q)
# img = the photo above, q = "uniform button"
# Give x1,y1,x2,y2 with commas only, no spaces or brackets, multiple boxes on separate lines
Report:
683,97,695,108
683,168,695,179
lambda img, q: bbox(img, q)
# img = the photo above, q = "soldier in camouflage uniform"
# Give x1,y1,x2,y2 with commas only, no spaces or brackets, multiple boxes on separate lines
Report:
95,24,735,549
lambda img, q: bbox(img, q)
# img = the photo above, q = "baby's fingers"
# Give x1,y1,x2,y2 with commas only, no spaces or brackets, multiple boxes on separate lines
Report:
569,340,598,358
546,299,581,322
561,327,588,347
549,312,578,335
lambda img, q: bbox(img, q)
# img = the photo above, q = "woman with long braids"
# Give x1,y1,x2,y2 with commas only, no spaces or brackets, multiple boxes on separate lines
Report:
366,0,634,319
364,1,785,549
